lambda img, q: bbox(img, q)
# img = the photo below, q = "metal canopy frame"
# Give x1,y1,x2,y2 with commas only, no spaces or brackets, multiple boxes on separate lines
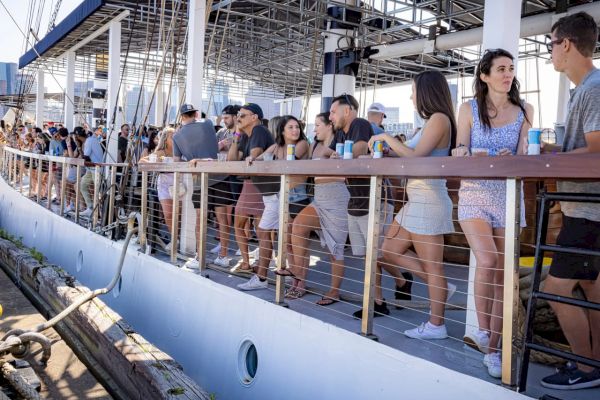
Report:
17,0,589,102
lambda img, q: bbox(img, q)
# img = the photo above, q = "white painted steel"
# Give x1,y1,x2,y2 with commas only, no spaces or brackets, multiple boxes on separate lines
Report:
482,0,521,65
0,176,530,400
370,2,600,61
35,70,44,127
107,20,122,163
186,0,206,110
64,51,75,131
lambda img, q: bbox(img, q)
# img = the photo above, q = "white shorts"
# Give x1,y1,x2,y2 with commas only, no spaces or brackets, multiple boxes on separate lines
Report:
258,194,279,230
347,202,394,257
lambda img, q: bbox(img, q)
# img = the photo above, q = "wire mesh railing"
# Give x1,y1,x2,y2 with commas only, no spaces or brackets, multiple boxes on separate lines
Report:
2,143,600,391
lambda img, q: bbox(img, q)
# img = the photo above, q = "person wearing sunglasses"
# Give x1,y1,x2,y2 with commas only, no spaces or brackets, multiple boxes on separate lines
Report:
537,11,600,391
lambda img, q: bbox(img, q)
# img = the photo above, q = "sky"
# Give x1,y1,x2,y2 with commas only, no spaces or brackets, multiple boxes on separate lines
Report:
0,0,81,64
0,0,592,129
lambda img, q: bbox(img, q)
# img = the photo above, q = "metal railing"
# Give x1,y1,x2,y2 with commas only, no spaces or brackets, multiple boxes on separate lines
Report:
2,143,600,389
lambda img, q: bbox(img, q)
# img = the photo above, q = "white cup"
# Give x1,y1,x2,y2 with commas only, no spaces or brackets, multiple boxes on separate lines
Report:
471,148,489,157
263,153,274,161
217,153,227,162
148,154,157,162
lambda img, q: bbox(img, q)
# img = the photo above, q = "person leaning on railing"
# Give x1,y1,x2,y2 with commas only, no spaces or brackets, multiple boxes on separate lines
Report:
351,71,458,339
276,111,351,305
78,127,105,218
536,11,600,391
139,128,176,253
62,128,83,214
328,94,395,259
452,48,533,379
227,103,272,276
238,115,310,292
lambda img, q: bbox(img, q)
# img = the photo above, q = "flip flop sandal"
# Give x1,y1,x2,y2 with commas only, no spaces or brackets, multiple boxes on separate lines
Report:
316,297,339,306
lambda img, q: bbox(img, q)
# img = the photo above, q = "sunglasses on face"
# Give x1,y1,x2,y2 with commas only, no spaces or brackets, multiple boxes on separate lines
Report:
546,37,569,53
237,113,253,119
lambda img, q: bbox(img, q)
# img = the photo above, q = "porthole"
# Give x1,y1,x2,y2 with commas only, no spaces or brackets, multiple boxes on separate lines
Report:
237,340,258,385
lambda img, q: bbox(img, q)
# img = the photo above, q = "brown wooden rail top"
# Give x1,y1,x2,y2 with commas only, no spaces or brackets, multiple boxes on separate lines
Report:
135,153,600,180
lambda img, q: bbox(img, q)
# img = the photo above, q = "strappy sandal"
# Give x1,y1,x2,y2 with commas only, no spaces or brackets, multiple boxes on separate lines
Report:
285,287,306,299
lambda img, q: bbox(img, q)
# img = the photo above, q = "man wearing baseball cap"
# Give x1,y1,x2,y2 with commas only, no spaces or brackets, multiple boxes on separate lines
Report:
173,103,234,270
367,102,386,134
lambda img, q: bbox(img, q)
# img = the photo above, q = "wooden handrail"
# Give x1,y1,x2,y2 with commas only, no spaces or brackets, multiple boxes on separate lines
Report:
135,153,600,180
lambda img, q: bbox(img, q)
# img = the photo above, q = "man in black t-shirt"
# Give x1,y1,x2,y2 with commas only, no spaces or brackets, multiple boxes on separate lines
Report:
228,103,274,290
328,94,394,258
117,124,129,163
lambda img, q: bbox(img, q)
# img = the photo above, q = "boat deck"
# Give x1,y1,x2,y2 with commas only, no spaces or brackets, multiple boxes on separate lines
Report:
151,232,598,400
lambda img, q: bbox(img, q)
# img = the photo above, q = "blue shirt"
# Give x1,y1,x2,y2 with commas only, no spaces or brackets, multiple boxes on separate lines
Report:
84,136,104,163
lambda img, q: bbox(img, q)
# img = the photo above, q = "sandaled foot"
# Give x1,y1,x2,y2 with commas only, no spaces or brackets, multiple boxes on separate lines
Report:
274,268,297,278
316,296,339,306
285,287,306,299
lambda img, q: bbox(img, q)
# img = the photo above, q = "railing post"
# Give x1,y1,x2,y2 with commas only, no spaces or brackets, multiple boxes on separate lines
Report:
108,165,117,229
75,165,81,223
19,157,24,194
275,174,290,306
36,158,42,204
59,161,67,216
140,170,148,250
28,156,33,198
92,167,101,229
47,161,54,210
197,172,209,274
11,153,16,185
361,175,383,340
171,172,181,263
502,177,521,386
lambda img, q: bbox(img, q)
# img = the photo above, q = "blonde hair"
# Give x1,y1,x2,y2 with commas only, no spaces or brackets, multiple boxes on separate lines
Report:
156,127,175,152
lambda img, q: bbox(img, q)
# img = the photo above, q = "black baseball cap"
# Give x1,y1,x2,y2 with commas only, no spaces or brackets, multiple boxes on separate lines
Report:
222,105,241,116
240,103,264,120
180,103,198,114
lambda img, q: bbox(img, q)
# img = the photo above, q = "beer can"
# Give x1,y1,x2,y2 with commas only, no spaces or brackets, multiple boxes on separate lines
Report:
528,128,541,155
336,142,345,157
343,140,354,159
373,140,383,158
287,144,295,160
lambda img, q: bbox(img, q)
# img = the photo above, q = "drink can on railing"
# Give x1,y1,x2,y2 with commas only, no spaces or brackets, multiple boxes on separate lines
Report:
287,144,295,160
336,142,344,158
373,140,383,158
528,128,541,155
343,140,354,159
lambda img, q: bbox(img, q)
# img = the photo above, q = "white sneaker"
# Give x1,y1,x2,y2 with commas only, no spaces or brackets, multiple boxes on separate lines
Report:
183,258,200,270
464,329,490,353
268,259,277,271
237,274,268,291
210,243,221,254
447,282,457,302
235,248,242,256
213,256,231,267
63,203,74,213
404,322,448,340
79,208,93,217
164,241,173,253
483,352,502,378
249,247,259,259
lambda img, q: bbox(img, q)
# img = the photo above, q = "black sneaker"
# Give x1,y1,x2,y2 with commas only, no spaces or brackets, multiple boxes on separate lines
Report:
541,362,600,390
352,300,390,319
394,272,413,309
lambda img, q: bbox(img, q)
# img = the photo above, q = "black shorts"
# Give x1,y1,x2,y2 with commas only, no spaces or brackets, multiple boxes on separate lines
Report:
549,215,600,280
290,198,310,219
192,180,234,209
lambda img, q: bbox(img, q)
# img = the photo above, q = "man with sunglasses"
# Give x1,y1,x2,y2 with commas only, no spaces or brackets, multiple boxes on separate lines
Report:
538,11,600,391
228,103,274,290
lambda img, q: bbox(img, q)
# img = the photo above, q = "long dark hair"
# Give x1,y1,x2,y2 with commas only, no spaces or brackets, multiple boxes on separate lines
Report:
413,70,457,151
474,49,529,129
275,115,307,146
314,112,334,143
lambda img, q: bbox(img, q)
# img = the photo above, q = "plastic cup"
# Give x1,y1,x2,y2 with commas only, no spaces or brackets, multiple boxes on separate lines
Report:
263,153,274,161
148,154,157,162
217,153,227,162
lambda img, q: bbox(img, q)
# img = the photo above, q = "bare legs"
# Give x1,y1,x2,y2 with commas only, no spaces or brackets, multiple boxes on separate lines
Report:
379,220,448,325
460,219,505,352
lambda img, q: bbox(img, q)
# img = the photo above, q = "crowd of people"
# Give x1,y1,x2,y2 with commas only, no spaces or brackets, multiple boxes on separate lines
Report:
1,11,598,390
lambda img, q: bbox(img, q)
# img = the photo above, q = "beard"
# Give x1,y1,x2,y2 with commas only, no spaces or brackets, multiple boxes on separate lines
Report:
333,118,344,131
